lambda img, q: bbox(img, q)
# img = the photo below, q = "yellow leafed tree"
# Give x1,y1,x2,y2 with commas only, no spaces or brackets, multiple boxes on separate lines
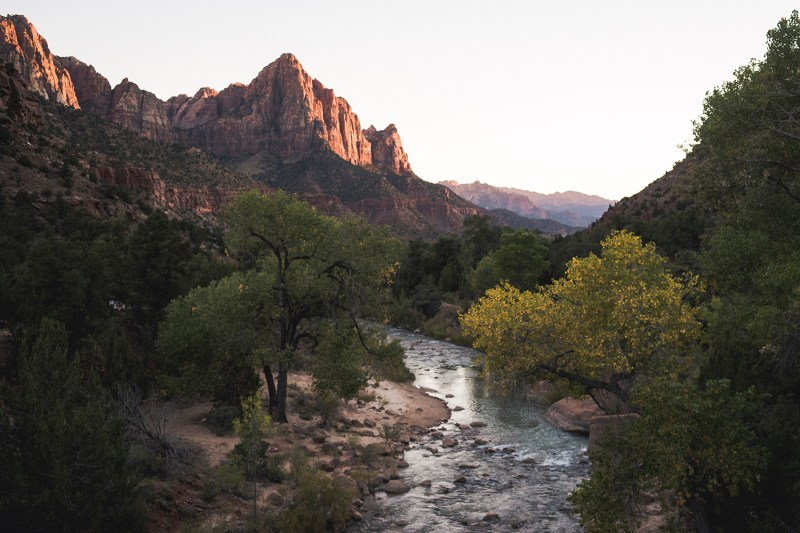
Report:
460,230,701,407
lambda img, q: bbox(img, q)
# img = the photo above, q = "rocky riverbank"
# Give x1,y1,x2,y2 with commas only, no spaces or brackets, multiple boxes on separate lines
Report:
150,372,449,531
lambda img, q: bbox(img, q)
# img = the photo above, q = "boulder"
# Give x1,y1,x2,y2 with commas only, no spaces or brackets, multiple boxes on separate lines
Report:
544,396,604,433
441,437,458,448
383,480,411,494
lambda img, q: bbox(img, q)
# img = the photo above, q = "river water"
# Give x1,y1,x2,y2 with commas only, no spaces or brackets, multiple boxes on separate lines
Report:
350,328,588,532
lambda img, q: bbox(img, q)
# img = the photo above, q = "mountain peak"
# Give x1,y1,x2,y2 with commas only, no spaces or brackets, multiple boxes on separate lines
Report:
0,14,79,108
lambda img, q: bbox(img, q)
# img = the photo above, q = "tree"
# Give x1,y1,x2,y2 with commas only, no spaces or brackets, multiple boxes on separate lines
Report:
693,10,800,209
158,191,400,422
690,12,800,528
232,392,271,521
469,228,549,295
461,230,701,407
570,380,766,533
0,318,143,531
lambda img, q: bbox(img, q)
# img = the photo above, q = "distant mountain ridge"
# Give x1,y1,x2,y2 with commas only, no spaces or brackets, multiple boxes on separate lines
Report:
440,180,614,227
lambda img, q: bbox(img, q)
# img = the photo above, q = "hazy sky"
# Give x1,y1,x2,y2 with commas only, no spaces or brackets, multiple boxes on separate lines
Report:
5,1,798,199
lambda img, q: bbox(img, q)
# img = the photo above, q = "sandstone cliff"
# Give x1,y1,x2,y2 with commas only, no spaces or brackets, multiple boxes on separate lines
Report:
53,49,411,176
0,15,79,108
0,14,408,171
364,124,411,174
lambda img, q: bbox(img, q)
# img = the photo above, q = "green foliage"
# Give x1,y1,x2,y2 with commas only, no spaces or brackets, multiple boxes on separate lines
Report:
0,319,144,531
0,195,228,387
206,403,241,435
468,228,549,294
159,190,399,421
688,13,800,528
206,461,246,499
570,380,766,533
276,451,357,533
232,393,271,482
157,271,269,403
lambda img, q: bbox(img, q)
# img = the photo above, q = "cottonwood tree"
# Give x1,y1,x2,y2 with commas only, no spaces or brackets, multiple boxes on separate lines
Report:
460,230,701,409
158,190,400,422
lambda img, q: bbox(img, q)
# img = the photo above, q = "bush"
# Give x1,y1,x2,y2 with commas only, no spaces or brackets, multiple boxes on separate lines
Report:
206,461,246,498
207,403,240,435
275,461,356,532
316,390,340,426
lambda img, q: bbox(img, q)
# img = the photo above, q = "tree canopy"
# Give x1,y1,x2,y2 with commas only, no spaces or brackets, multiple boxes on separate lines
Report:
157,190,402,421
461,230,701,406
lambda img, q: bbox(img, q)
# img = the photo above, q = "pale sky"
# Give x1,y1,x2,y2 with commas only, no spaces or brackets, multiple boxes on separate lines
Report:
5,1,798,199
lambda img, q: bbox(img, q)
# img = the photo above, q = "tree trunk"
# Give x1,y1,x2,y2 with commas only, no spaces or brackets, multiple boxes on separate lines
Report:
275,362,289,423
263,364,277,416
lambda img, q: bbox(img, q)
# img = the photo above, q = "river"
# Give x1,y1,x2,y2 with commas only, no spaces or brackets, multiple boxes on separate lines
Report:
350,328,589,532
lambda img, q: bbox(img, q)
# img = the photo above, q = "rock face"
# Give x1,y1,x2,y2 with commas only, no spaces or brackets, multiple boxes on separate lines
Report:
0,15,79,108
91,166,254,215
0,56,43,123
0,15,414,177
54,56,111,114
52,48,413,176
364,124,411,174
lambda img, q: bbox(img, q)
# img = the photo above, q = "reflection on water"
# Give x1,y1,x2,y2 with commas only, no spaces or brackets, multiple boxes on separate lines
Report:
349,329,588,532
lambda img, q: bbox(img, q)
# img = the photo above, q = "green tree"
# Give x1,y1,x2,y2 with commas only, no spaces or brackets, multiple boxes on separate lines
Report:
158,191,401,422
0,318,143,531
694,10,800,209
469,228,549,294
461,230,701,406
232,392,271,521
570,380,766,533
690,12,800,528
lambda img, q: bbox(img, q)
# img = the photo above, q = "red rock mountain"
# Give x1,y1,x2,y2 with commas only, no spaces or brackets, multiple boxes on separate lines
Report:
1,14,495,237
0,15,78,108
0,15,411,174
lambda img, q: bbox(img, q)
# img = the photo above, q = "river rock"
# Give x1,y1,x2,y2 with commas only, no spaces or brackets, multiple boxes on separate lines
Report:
383,480,411,494
363,419,377,428
544,396,603,433
470,421,487,427
454,475,467,483
419,479,432,487
453,406,465,411
442,437,458,447
483,512,500,521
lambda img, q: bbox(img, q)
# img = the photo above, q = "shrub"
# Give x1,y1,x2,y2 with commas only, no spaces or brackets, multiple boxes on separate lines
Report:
207,403,240,435
276,461,356,532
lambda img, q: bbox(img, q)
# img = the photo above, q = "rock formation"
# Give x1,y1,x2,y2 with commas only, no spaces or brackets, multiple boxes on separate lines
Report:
0,14,490,237
0,15,79,108
51,48,412,175
364,124,411,174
